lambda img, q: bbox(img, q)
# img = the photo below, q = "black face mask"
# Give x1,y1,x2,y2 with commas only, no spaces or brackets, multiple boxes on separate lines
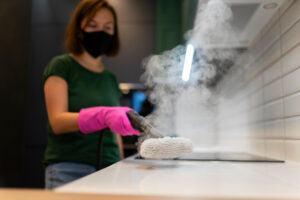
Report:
82,31,114,58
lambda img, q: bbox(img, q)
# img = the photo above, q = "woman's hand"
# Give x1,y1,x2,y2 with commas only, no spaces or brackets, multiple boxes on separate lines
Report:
78,106,140,136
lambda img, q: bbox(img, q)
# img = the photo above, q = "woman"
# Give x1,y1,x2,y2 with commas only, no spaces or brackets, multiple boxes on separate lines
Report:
43,0,139,189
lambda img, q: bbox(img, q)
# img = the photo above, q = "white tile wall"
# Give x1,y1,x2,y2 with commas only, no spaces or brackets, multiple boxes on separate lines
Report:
261,9,280,37
246,75,263,95
263,40,281,70
249,37,265,62
285,140,300,162
282,43,300,74
280,0,300,34
265,139,285,160
263,99,284,120
263,79,283,103
264,120,284,139
245,56,265,82
249,123,265,139
284,93,300,117
263,60,282,85
281,18,300,54
285,116,300,139
217,0,300,163
249,139,266,157
279,0,294,18
247,106,260,124
283,67,300,95
249,89,264,108
263,22,281,56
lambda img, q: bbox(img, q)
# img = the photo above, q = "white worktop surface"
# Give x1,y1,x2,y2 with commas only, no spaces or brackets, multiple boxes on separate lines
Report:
56,155,300,199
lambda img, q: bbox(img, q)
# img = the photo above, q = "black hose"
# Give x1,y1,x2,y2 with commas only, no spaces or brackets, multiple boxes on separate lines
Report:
96,131,105,170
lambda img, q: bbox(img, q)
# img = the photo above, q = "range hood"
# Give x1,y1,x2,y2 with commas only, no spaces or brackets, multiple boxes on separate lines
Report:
202,0,285,48
228,0,284,47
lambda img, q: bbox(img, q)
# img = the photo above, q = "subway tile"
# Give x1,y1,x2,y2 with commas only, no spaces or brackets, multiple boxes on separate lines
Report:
231,91,247,104
218,123,237,133
280,0,300,34
285,116,300,139
283,67,300,96
218,138,251,153
218,126,248,139
284,92,300,117
249,106,264,123
279,0,295,18
249,139,266,157
234,101,249,116
263,21,280,51
249,30,263,51
282,43,300,75
246,75,263,95
263,99,283,120
230,114,250,128
265,139,285,160
249,89,263,108
263,79,283,103
218,96,249,118
249,123,265,139
248,56,266,81
262,40,281,69
249,37,265,62
281,18,300,54
286,140,300,162
248,109,257,124
261,9,280,37
235,52,255,70
264,120,284,139
263,59,282,85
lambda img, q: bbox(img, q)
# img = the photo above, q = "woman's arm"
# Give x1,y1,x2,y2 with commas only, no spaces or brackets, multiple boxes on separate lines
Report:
44,76,79,135
44,75,139,137
116,134,124,159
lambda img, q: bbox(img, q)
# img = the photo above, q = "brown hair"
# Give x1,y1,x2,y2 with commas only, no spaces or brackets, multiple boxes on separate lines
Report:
65,0,120,56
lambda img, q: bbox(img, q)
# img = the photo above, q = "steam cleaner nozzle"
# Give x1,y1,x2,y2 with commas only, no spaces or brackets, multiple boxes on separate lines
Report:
126,111,194,159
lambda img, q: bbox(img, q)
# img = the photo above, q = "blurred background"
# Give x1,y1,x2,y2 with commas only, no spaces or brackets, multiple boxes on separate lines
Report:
0,0,197,188
2,0,300,192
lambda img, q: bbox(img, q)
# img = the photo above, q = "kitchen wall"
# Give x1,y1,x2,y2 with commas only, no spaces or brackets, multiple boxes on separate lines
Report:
216,0,300,162
0,0,32,187
102,0,155,83
21,0,79,188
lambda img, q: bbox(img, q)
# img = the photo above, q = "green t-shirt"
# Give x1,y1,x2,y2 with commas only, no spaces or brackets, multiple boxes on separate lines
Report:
42,54,122,168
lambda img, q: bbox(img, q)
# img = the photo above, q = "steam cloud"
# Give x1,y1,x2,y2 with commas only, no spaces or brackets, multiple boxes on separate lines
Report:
141,0,242,149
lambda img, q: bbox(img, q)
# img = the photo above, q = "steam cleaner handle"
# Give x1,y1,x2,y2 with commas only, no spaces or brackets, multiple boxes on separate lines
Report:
126,111,146,132
126,111,163,138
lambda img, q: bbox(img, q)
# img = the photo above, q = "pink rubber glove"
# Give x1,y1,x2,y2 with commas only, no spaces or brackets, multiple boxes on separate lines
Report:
78,106,140,136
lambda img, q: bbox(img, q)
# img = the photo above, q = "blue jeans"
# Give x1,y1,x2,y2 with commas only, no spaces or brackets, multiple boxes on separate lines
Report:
45,162,96,189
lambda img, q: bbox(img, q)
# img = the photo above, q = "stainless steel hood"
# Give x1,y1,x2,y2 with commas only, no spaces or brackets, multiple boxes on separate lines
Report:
202,0,285,48
228,0,284,47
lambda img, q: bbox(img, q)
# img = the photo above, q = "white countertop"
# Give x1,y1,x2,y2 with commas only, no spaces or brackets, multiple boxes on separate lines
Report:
56,155,300,199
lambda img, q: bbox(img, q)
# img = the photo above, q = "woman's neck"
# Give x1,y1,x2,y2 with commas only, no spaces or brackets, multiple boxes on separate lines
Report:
70,51,104,73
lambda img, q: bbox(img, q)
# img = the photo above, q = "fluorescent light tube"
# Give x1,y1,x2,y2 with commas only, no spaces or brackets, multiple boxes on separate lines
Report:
182,44,195,82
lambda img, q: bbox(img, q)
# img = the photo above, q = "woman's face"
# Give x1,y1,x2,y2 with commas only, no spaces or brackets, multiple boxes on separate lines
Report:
82,8,115,35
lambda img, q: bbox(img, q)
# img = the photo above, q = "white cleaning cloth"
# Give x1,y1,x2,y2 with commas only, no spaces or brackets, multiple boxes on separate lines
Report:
140,137,193,159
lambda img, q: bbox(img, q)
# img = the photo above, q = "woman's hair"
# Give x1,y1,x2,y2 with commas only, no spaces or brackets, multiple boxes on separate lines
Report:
65,0,120,56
